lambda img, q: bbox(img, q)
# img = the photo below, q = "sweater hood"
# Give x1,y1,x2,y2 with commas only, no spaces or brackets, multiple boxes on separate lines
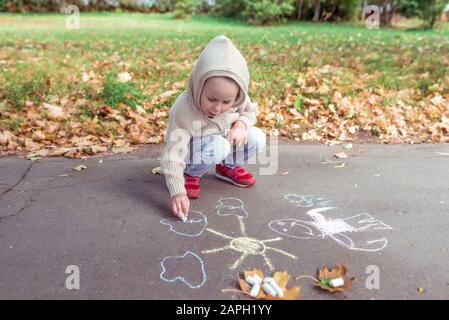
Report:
186,35,250,112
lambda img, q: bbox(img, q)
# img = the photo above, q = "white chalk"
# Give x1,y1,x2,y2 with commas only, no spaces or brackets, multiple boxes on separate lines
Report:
245,276,259,286
252,274,262,284
262,282,277,296
180,212,187,223
250,283,260,297
329,277,344,288
263,277,283,297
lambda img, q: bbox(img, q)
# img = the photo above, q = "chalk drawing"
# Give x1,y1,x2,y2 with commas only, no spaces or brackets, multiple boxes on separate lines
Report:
160,210,208,237
285,194,333,208
269,201,393,252
202,199,297,271
216,198,249,218
160,251,207,289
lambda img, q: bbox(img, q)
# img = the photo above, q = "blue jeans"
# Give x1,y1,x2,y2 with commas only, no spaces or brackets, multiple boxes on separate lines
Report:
184,127,266,177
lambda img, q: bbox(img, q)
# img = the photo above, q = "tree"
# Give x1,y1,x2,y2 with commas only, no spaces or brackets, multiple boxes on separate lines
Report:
313,0,320,21
296,0,304,19
397,0,447,29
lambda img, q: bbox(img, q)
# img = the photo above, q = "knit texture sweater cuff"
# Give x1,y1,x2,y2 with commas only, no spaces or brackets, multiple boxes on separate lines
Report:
168,182,187,198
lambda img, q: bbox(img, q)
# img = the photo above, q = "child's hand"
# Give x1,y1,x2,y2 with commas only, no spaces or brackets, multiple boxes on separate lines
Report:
227,121,247,147
170,193,190,219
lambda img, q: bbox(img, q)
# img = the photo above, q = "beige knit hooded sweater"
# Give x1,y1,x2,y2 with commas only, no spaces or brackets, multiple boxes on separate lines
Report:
160,35,257,197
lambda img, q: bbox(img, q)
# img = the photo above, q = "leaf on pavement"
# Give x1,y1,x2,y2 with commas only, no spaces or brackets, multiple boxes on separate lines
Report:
334,152,348,159
237,268,300,300
152,166,162,175
73,164,87,172
316,264,355,293
111,145,133,154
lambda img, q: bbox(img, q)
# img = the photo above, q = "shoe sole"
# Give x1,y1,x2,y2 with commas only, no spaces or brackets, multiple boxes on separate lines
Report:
214,172,254,188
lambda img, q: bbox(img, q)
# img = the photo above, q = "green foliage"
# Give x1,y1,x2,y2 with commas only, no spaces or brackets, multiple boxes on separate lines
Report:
154,0,176,13
173,0,199,19
3,70,49,110
0,0,6,12
101,73,144,109
397,0,447,29
217,0,295,25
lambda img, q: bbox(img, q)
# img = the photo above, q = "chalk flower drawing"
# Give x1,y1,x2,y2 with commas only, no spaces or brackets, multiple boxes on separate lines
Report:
269,194,393,252
201,198,297,271
160,251,207,289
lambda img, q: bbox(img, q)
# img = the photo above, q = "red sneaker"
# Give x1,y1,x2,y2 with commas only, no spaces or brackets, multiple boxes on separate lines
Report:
214,164,256,188
184,173,201,199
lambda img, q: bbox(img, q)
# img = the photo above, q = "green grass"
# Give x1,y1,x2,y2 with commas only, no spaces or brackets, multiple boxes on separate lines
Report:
0,12,448,115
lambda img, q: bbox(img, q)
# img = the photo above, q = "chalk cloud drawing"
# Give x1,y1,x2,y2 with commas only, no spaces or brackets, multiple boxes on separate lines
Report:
216,197,248,218
160,210,207,237
285,193,333,208
202,198,297,271
269,197,393,252
160,251,207,289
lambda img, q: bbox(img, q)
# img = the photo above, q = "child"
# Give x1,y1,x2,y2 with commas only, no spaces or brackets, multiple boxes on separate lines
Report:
160,35,266,219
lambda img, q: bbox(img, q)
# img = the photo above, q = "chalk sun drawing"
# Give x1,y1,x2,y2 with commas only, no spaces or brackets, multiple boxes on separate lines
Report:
201,199,297,271
269,204,393,252
160,251,207,289
160,210,208,237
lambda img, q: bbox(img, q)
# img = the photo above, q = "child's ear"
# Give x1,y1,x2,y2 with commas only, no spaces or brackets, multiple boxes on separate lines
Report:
235,88,241,101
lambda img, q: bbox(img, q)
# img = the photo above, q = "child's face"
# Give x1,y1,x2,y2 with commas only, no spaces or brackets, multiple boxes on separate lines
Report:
200,77,239,118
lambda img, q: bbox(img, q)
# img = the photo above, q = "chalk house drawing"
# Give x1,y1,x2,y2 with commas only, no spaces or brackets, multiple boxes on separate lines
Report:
201,198,297,271
160,251,207,289
160,210,208,237
269,195,393,252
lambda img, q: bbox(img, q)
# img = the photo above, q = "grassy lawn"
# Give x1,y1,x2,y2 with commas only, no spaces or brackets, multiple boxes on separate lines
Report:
0,13,448,156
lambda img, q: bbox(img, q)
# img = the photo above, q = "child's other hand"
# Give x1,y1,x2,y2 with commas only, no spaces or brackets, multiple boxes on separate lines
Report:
170,193,190,219
227,121,247,147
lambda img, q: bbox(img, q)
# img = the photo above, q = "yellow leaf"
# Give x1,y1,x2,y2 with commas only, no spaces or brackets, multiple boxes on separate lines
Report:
238,268,300,300
73,164,87,172
316,264,355,293
111,145,133,154
334,163,346,168
152,166,162,175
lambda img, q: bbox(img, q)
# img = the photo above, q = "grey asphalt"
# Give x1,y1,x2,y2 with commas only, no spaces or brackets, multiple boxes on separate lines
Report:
1,142,448,300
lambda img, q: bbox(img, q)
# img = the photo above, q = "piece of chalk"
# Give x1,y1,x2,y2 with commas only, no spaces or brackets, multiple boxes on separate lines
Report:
264,278,284,298
252,274,262,284
245,276,259,286
263,277,283,297
250,283,260,297
329,277,344,288
262,282,277,296
180,212,187,222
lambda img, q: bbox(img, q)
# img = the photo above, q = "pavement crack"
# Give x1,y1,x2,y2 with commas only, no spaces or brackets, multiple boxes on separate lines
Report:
0,196,36,223
0,162,34,199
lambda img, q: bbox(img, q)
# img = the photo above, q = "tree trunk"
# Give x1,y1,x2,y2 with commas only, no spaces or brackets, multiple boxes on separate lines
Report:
296,0,304,20
59,0,67,13
429,0,438,29
386,0,395,27
313,0,321,22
